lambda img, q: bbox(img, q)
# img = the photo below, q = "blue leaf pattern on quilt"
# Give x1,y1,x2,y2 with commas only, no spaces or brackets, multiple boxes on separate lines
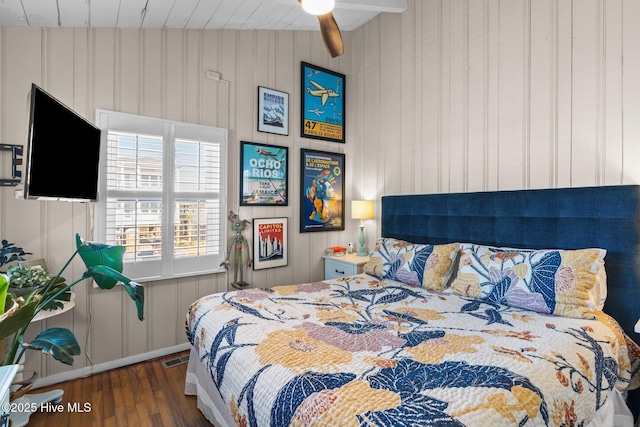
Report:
600,357,620,402
208,318,241,366
399,330,446,347
409,245,434,285
343,286,424,307
368,359,549,424
386,255,404,282
375,289,411,305
485,276,513,305
359,394,465,427
460,299,483,312
271,372,355,427
484,308,511,326
239,365,271,427
345,288,381,303
225,296,274,321
530,251,561,313
215,350,233,387
382,309,430,325
325,322,387,335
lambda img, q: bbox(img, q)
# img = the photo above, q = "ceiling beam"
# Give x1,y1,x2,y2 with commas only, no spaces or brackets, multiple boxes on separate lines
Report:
241,0,407,14
335,0,407,13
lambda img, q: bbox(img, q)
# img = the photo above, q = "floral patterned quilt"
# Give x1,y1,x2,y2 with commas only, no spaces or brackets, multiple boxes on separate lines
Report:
186,274,640,426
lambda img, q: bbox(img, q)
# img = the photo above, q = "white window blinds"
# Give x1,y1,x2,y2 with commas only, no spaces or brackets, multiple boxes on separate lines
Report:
94,110,227,281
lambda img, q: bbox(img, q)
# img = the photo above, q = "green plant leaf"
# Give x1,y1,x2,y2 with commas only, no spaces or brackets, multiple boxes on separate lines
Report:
0,297,37,341
123,281,145,321
0,240,30,267
84,265,128,290
85,266,144,320
76,234,125,289
25,327,81,366
0,274,9,314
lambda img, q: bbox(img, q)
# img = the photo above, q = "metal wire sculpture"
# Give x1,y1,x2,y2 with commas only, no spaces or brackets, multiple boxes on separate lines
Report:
220,211,253,289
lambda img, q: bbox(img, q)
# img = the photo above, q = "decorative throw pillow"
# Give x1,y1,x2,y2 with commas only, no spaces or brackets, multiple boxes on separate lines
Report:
363,238,459,291
450,243,606,319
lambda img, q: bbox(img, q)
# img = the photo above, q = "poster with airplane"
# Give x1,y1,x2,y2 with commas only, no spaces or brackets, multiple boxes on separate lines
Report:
301,62,345,143
240,141,288,206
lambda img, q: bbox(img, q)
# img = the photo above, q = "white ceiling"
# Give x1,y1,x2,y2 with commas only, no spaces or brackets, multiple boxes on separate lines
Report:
0,0,406,32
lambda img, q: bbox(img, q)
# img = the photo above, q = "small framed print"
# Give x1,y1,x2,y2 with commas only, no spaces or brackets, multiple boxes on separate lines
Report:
300,148,345,233
253,217,288,270
300,62,345,143
258,87,289,136
240,141,288,206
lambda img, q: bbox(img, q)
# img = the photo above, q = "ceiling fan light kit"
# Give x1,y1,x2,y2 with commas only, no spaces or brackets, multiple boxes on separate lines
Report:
298,0,343,57
301,0,335,15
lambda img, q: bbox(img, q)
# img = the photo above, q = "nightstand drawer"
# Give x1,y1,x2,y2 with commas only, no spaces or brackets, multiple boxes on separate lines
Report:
323,254,369,280
325,258,358,279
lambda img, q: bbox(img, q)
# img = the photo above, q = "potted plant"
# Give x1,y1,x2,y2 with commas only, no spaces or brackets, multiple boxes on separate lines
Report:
1,241,70,312
0,240,30,268
0,234,144,367
5,264,70,311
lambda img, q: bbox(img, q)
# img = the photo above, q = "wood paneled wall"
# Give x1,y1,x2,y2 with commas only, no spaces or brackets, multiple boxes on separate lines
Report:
0,26,353,379
352,0,640,206
1,0,640,380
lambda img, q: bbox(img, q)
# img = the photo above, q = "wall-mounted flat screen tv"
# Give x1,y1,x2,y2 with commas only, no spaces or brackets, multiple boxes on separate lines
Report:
24,84,101,201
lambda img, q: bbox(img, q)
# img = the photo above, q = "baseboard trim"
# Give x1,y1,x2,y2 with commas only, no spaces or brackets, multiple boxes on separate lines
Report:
32,342,192,389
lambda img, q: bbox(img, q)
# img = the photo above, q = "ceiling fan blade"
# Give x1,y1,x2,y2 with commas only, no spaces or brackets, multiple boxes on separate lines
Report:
317,12,344,58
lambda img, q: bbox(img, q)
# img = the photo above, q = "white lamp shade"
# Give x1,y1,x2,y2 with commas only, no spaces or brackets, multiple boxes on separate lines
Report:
301,0,335,15
351,200,375,220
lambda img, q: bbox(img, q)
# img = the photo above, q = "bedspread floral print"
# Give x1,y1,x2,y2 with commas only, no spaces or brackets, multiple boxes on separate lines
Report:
186,274,640,426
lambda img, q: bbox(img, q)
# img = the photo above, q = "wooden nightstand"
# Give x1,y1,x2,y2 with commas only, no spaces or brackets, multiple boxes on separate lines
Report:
323,254,369,280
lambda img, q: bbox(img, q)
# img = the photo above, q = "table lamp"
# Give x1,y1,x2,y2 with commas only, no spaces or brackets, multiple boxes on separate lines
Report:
351,200,375,256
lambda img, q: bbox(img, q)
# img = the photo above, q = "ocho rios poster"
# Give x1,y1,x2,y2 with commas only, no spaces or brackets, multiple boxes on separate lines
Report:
240,141,288,206
300,149,345,232
301,62,345,143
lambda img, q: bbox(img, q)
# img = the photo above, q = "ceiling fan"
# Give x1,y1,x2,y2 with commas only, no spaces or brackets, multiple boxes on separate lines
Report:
298,0,344,58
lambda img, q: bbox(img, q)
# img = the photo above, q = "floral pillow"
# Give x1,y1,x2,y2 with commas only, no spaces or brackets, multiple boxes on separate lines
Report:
450,243,607,319
363,238,459,291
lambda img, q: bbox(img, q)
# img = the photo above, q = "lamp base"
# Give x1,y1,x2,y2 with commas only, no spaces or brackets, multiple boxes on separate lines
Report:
357,224,367,256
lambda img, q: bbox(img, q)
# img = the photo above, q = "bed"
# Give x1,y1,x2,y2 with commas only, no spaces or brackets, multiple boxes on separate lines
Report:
185,185,640,426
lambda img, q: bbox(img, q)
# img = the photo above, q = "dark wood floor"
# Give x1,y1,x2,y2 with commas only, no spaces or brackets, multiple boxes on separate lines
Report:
26,351,212,427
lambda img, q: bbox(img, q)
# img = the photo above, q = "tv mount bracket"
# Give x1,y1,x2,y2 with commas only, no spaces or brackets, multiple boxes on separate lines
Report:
0,144,22,186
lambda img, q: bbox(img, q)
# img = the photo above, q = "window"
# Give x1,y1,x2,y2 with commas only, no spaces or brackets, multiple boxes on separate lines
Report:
94,110,227,281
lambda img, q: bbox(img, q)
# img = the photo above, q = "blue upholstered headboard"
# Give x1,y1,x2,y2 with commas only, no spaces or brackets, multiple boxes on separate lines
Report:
381,185,640,338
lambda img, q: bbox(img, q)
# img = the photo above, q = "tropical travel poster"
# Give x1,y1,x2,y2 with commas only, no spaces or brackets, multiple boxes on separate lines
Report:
300,62,345,143
300,149,345,232
240,141,288,206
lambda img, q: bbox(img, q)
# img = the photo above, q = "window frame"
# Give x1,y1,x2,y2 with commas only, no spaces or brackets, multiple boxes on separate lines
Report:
94,109,228,282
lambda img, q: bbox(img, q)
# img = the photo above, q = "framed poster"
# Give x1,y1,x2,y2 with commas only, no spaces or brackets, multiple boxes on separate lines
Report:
300,149,345,232
257,87,289,135
253,217,288,270
240,141,288,206
300,62,345,143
